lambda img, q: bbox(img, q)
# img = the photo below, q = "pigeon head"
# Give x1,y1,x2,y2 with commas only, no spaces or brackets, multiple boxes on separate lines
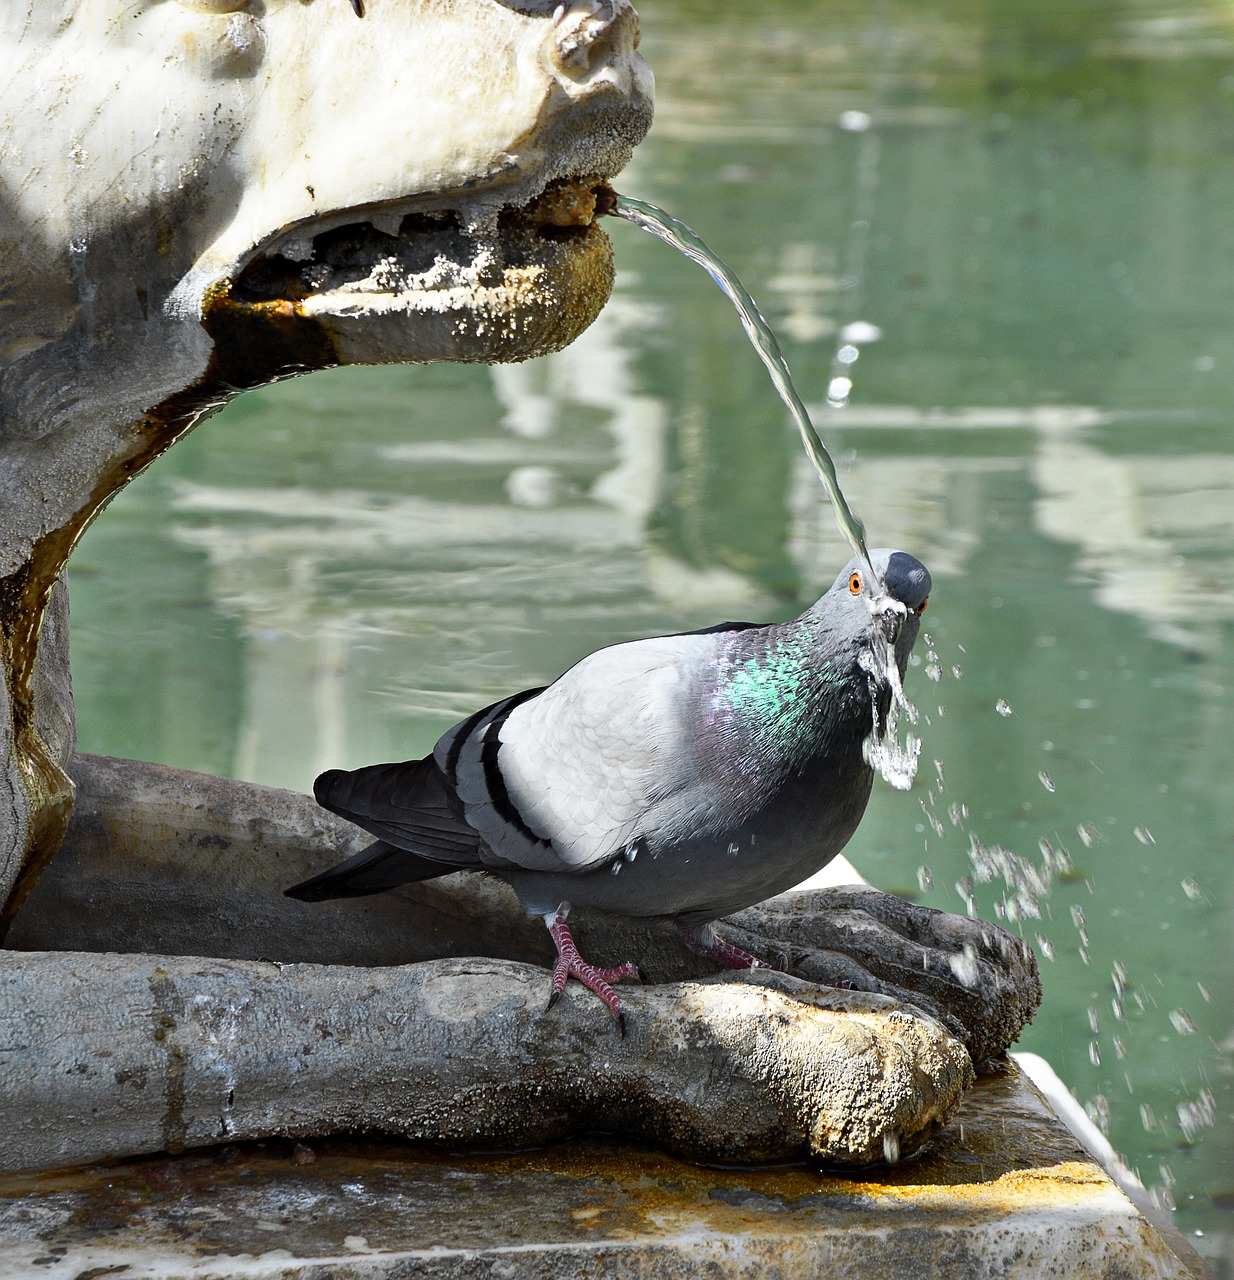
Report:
816,547,931,679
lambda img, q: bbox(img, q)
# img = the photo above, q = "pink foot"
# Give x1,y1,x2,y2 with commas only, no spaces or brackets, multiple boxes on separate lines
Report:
546,914,642,1034
678,924,786,972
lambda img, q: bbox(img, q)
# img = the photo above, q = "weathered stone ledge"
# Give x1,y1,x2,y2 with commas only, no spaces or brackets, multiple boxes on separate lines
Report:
0,1060,1209,1280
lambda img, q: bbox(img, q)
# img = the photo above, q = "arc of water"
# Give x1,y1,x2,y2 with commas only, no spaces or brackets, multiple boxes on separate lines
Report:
605,193,872,573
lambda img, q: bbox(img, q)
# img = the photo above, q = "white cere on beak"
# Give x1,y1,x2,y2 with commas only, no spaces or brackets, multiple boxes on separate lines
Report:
868,592,908,643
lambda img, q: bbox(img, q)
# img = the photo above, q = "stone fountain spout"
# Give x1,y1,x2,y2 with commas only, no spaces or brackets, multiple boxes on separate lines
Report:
0,0,653,919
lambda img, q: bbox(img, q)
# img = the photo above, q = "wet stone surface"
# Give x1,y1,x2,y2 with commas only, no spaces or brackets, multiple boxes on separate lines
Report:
0,1062,1195,1279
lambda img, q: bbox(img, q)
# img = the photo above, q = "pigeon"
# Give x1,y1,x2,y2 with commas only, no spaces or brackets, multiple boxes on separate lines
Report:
287,548,930,1029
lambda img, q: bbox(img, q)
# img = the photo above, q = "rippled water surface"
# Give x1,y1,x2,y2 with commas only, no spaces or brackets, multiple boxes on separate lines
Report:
71,0,1233,1260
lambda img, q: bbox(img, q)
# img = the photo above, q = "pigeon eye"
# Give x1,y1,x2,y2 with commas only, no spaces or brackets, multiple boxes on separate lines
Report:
848,572,862,594
916,598,928,616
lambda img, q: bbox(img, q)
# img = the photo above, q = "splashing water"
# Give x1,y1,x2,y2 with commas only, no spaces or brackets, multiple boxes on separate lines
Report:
858,638,921,790
604,193,871,570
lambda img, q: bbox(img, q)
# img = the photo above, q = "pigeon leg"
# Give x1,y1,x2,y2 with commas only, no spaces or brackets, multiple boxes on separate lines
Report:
678,923,784,972
545,911,641,1031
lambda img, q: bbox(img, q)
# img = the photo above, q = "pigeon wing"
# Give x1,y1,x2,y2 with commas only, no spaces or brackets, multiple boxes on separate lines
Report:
313,755,484,867
438,633,722,874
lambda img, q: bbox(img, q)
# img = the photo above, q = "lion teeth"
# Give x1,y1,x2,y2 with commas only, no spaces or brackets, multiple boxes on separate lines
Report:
369,211,404,238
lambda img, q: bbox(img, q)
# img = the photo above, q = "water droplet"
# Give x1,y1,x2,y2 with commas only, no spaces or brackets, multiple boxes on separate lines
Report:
925,663,941,682
995,699,1013,717
1113,1036,1126,1060
1197,981,1212,1003
1177,1098,1213,1143
1168,1008,1196,1036
920,803,945,838
1043,842,1074,875
1038,770,1055,793
1111,997,1124,1022
1133,826,1155,846
1035,934,1055,961
1070,904,1089,945
1177,1105,1203,1146
954,878,976,915
1087,1006,1100,1034
840,320,882,343
827,375,852,404
1077,822,1101,848
951,665,964,681
916,865,933,893
1088,1039,1101,1066
726,842,740,856
948,944,980,988
882,1131,901,1164
624,840,639,863
1112,960,1128,996
1180,877,1203,901
1085,1095,1110,1135
1140,1103,1158,1132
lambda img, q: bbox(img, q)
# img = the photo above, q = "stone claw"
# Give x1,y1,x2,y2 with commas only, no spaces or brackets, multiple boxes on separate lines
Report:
720,886,1043,1064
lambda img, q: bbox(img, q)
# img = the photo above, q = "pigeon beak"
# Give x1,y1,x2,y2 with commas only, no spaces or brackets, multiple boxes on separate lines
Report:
873,596,908,644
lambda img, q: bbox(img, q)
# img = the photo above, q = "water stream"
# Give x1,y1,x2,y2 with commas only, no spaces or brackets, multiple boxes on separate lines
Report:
606,194,870,570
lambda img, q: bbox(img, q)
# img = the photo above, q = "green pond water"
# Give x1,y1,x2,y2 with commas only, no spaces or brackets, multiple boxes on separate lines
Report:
70,0,1233,1262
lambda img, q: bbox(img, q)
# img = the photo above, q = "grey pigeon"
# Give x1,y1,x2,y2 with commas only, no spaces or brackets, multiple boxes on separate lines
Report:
287,549,930,1028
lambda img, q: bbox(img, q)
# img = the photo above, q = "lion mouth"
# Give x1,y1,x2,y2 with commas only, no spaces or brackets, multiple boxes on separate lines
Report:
231,179,609,311
205,179,618,381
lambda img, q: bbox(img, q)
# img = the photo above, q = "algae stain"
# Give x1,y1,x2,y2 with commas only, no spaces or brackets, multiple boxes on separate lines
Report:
149,967,189,1156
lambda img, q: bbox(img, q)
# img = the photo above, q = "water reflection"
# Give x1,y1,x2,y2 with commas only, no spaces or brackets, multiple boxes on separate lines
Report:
69,0,1232,1262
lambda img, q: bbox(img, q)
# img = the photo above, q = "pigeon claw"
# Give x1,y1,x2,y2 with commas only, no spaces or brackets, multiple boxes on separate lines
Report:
546,914,640,1033
678,924,787,972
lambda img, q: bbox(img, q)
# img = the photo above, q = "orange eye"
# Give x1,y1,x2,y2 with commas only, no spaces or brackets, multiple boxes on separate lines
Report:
848,572,862,595
916,598,928,616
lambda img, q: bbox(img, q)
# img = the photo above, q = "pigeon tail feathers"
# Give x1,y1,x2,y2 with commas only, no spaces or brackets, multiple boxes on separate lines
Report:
285,838,452,900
